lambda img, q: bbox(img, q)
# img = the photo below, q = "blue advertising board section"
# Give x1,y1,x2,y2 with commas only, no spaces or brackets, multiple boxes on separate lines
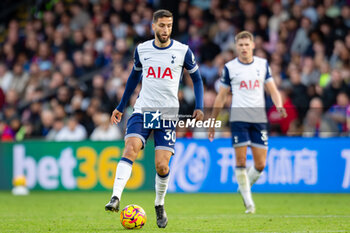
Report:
168,137,350,193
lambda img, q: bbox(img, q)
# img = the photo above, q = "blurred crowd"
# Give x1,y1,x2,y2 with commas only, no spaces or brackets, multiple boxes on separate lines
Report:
1,0,350,142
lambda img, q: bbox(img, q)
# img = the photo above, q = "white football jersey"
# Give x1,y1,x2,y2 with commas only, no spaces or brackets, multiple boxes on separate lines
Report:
221,56,273,123
133,39,198,116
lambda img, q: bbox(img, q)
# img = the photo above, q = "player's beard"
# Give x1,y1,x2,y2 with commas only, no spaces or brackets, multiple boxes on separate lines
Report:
156,31,170,44
240,51,253,62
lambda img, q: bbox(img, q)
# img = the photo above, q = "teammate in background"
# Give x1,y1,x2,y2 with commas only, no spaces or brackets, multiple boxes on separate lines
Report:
208,31,287,214
105,10,204,228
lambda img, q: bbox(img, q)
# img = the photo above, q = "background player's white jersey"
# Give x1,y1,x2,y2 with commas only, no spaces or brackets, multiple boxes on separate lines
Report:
133,39,198,116
221,56,273,123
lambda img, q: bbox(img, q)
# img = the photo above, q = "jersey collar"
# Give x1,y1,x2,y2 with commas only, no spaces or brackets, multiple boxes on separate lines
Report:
237,57,254,65
152,39,173,50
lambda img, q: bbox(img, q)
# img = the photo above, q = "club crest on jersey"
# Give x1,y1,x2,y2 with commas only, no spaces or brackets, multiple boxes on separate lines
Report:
171,55,176,64
146,66,173,79
239,80,260,90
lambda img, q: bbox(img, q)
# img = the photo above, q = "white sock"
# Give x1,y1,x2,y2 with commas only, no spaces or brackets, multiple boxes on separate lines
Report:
112,158,133,200
235,167,254,207
155,172,170,206
248,166,263,187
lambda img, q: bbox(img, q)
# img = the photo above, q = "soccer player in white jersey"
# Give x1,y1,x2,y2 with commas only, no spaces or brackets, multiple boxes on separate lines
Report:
105,10,204,228
208,31,287,214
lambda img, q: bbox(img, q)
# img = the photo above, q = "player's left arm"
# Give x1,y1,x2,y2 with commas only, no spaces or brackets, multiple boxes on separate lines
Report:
265,80,287,118
264,61,287,118
184,48,204,121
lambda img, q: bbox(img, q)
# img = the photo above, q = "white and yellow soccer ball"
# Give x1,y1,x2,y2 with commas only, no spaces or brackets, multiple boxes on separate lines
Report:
12,175,29,196
13,175,27,187
120,204,147,229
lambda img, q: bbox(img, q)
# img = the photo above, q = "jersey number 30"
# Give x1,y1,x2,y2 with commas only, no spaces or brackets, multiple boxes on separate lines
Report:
164,129,176,144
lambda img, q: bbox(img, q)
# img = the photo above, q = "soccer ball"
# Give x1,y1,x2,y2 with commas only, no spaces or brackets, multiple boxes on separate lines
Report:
12,175,29,196
120,204,147,229
13,175,26,187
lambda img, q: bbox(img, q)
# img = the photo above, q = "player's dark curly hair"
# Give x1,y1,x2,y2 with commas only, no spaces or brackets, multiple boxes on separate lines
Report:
153,9,173,22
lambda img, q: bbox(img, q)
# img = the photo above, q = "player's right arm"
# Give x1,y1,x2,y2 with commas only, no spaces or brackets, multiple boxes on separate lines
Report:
111,48,142,125
208,86,230,141
209,66,231,141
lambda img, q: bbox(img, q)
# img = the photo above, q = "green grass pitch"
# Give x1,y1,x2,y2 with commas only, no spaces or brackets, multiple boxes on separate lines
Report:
0,191,349,232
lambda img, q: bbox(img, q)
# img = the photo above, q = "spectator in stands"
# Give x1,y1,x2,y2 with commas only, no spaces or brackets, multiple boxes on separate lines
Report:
347,105,350,135
110,13,128,39
322,69,350,110
0,63,13,92
59,60,76,86
56,86,72,113
52,104,67,120
48,72,65,93
303,97,338,137
0,88,5,110
9,62,30,96
288,63,310,119
329,39,350,68
15,121,34,141
300,57,320,86
40,109,55,136
0,114,15,141
69,30,85,55
95,43,113,67
46,117,65,141
90,112,122,141
326,92,350,134
55,115,87,141
70,2,91,30
213,18,235,52
90,74,112,111
291,16,312,56
81,51,98,75
4,89,19,107
268,1,289,49
198,35,221,87
319,61,331,88
268,88,298,135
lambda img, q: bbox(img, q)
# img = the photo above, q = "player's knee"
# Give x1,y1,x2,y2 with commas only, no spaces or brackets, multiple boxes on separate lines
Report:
155,162,169,176
255,163,266,171
124,143,140,159
236,158,246,167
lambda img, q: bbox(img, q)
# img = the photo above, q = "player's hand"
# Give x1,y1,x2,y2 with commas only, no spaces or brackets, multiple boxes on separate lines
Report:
111,109,123,125
208,127,215,142
277,107,287,118
192,109,204,121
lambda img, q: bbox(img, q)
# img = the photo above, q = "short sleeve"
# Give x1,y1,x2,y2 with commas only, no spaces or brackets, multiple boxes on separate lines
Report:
183,48,198,74
265,61,273,83
133,47,142,71
220,66,231,87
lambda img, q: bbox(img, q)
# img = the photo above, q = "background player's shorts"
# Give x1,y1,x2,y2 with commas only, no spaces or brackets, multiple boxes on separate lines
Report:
230,121,268,148
125,113,176,154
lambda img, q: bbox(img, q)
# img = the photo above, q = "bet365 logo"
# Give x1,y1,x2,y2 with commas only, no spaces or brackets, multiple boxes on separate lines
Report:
143,110,162,129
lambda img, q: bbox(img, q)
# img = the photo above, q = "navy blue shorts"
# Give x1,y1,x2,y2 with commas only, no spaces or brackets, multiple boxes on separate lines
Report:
230,121,268,148
125,113,176,154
